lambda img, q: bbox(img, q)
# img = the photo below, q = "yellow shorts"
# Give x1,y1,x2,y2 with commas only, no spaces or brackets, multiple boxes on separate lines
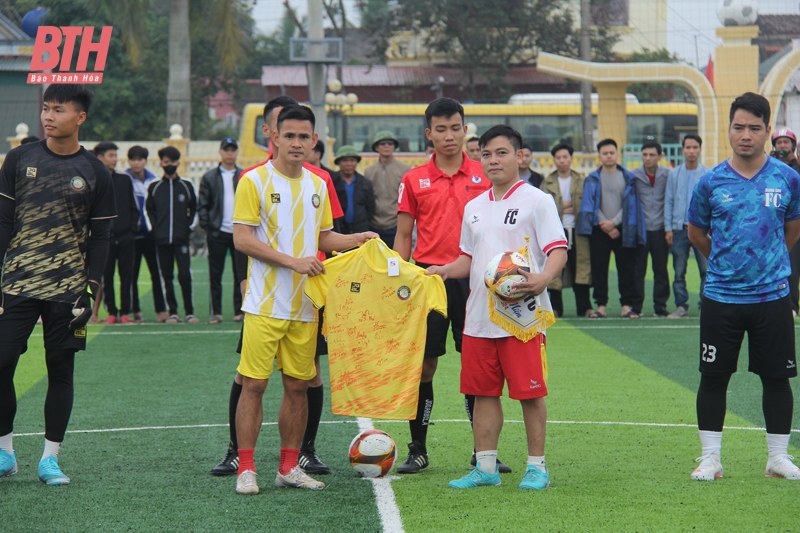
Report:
237,314,318,380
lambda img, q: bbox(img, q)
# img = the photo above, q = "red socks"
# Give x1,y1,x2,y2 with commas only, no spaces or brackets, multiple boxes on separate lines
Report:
238,448,255,475
279,448,299,475
238,447,300,475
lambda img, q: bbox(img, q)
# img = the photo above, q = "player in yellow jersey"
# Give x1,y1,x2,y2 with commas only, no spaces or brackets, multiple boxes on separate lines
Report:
231,105,376,495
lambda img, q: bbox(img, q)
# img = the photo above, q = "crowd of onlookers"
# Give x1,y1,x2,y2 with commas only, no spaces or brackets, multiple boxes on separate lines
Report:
32,124,797,325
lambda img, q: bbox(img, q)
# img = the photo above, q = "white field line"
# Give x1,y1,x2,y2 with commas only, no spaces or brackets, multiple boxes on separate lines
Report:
14,418,794,437
357,418,405,533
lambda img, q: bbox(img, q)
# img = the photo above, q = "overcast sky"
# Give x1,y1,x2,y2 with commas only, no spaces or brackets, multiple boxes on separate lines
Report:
252,0,799,69
666,0,799,67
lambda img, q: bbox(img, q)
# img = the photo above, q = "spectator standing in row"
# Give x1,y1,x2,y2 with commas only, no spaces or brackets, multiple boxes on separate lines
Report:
664,134,709,318
540,143,592,317
198,138,244,325
578,139,646,318
466,137,481,161
632,141,670,317
770,129,800,317
94,142,139,324
364,131,409,249
146,147,198,324
520,144,544,188
332,146,375,235
308,140,332,175
125,146,168,323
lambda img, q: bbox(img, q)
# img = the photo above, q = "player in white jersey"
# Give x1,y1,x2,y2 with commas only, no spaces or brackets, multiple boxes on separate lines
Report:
427,125,567,490
231,105,376,495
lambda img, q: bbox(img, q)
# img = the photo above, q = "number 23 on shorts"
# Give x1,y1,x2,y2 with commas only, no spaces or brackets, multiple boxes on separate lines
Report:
701,343,717,363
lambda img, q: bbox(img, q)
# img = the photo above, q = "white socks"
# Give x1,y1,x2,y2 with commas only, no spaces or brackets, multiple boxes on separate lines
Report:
0,433,12,454
766,433,790,459
476,450,498,474
699,430,722,457
42,439,61,460
528,455,547,471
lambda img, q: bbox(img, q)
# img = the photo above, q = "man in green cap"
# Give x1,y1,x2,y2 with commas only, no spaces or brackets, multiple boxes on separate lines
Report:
332,145,375,235
364,131,410,248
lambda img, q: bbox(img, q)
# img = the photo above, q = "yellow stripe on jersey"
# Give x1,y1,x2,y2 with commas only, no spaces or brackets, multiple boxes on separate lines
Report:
233,161,333,321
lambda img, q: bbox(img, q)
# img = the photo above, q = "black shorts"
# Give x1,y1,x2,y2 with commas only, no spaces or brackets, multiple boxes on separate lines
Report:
235,309,328,357
0,294,87,352
699,295,797,379
315,307,327,357
416,262,469,358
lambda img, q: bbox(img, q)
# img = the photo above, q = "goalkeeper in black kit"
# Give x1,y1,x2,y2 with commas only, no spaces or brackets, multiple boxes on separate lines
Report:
0,84,116,486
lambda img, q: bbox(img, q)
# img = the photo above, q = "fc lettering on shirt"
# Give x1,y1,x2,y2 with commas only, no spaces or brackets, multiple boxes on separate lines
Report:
504,209,519,225
765,188,782,207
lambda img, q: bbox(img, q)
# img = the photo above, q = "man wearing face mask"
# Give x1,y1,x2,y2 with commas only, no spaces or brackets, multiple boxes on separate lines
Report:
771,129,800,316
145,147,198,324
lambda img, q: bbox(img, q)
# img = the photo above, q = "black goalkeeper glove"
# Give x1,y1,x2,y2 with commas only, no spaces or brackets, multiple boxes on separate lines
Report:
69,280,100,331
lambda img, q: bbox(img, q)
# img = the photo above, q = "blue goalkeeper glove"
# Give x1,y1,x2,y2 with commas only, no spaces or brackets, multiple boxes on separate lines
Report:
69,280,100,331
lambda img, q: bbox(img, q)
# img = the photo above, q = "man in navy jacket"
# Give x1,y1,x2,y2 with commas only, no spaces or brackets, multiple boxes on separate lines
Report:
577,139,646,318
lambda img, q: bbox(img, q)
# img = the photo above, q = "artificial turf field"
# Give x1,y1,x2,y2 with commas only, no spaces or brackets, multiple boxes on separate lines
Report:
4,256,799,532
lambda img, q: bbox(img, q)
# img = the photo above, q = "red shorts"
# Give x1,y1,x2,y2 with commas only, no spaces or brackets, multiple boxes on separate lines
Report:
461,334,548,400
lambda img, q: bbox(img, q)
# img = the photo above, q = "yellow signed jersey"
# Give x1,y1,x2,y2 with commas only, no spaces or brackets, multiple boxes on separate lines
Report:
233,161,333,321
304,239,447,419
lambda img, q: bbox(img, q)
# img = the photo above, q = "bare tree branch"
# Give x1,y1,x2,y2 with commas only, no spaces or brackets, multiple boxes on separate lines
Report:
322,0,340,34
282,0,307,37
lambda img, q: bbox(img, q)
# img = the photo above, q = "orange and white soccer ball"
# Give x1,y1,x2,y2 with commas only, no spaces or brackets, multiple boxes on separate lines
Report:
349,429,398,478
484,251,531,303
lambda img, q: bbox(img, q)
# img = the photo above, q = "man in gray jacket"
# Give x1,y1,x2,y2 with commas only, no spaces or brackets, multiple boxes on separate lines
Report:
663,134,709,318
198,138,243,324
632,141,670,317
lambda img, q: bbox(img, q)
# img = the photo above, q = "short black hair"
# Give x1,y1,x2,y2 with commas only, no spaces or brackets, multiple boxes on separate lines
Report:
425,98,464,129
128,145,149,160
478,124,523,152
264,96,299,122
597,138,618,151
93,141,118,157
682,134,702,148
466,137,479,145
277,105,316,130
313,140,325,156
425,140,434,149
158,146,181,161
521,144,533,152
550,143,574,157
729,92,770,126
641,140,662,154
19,135,39,145
43,84,94,114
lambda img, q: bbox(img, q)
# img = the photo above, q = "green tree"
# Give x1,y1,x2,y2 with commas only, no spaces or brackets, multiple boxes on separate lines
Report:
359,0,619,102
625,48,694,103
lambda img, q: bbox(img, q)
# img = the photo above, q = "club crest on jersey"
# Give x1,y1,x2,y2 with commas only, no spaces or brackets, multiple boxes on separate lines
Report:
471,175,482,184
765,188,782,208
397,286,411,300
70,176,86,191
178,193,186,203
350,282,361,293
419,178,431,189
26,167,37,178
311,193,321,208
271,193,281,204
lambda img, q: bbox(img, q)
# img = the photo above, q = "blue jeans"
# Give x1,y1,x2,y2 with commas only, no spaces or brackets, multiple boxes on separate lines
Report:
671,229,707,310
373,226,397,250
